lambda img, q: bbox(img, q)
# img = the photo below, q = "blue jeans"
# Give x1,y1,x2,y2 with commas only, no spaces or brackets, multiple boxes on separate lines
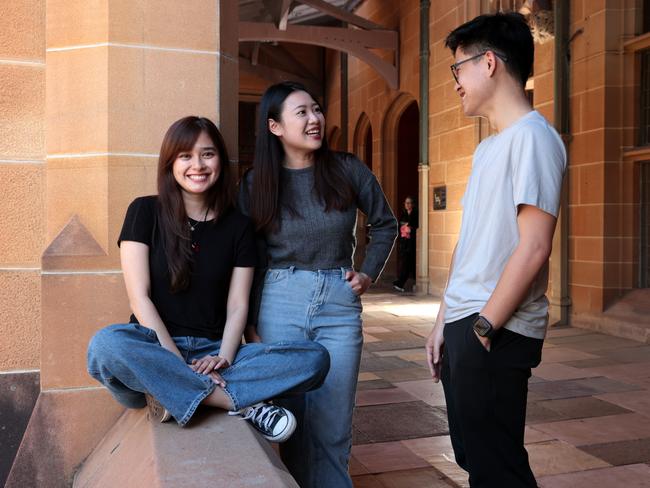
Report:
87,323,330,426
258,267,363,488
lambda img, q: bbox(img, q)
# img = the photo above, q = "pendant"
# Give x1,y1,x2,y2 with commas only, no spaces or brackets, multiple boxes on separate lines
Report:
191,242,200,253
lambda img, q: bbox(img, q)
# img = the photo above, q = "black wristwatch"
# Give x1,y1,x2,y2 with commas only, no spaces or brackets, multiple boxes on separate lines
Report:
473,315,496,339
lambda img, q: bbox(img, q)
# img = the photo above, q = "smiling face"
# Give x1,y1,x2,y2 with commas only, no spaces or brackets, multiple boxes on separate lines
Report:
172,131,220,197
404,197,414,211
452,47,492,117
269,90,325,155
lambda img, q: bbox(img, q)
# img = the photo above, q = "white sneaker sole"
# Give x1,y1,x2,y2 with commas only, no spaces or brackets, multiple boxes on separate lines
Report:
231,405,297,443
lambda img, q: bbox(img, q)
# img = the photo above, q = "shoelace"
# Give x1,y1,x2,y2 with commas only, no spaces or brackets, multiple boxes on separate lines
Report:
241,404,280,432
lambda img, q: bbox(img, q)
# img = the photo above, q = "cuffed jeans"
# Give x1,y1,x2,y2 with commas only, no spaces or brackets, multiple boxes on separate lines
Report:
87,323,330,427
442,314,543,487
258,267,363,488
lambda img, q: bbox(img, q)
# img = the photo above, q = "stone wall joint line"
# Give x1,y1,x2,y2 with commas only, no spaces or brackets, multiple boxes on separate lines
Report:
46,42,219,56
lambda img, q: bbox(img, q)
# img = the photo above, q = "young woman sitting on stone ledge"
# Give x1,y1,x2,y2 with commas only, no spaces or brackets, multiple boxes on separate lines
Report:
87,116,330,442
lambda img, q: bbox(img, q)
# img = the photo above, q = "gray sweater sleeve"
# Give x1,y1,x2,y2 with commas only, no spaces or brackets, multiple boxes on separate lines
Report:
237,171,266,327
344,153,398,281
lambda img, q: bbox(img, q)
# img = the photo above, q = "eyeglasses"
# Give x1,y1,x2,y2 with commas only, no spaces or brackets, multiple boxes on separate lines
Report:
450,51,508,84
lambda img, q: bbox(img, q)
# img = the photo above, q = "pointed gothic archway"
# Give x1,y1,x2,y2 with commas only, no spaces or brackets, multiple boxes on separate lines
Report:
381,92,420,282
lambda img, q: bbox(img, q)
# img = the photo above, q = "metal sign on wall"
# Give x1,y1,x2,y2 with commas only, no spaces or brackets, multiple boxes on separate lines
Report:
433,186,446,210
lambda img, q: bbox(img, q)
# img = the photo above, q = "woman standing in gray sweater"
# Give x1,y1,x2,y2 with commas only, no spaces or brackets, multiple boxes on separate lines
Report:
240,82,397,488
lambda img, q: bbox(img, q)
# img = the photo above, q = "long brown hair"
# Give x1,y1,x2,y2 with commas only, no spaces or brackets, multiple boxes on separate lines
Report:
250,81,354,234
157,116,234,292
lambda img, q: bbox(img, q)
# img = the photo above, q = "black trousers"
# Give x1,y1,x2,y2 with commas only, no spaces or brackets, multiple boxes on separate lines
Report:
441,314,543,488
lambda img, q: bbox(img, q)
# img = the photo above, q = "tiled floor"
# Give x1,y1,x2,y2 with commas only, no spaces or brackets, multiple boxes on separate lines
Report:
351,289,650,488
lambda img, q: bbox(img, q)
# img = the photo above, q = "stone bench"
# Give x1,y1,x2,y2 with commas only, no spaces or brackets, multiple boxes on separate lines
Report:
74,407,298,487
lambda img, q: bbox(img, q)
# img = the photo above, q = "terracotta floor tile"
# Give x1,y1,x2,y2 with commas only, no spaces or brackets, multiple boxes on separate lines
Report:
372,467,455,487
579,438,650,466
409,326,434,338
526,402,568,424
597,346,650,364
533,413,650,446
364,326,392,334
374,348,427,358
537,463,650,488
595,390,650,417
394,380,447,407
357,379,395,391
369,331,425,342
353,401,448,444
352,441,430,473
535,396,632,420
525,426,557,444
363,333,380,343
546,327,594,338
527,440,610,477
532,363,601,381
545,333,606,345
350,454,371,476
541,347,600,363
528,379,601,400
401,436,469,487
353,474,388,488
365,340,426,353
401,435,455,459
561,357,624,369
356,388,419,407
358,372,381,381
585,361,650,386
376,367,432,382
564,337,645,353
572,376,642,394
360,356,417,373
397,351,428,362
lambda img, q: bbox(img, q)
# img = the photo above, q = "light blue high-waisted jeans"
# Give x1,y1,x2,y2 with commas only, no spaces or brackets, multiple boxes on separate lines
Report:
258,267,363,488
87,323,330,426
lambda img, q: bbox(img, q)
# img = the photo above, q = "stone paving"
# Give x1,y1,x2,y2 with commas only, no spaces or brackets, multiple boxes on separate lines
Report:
351,289,650,488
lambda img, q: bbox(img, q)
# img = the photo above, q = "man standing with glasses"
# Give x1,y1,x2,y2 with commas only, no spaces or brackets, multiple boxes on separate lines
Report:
425,12,566,487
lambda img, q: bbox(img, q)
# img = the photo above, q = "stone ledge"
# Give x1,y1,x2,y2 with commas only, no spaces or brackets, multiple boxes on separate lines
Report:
74,406,298,488
571,313,650,344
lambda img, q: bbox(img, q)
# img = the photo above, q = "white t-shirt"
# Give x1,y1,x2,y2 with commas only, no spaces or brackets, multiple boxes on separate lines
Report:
444,111,566,339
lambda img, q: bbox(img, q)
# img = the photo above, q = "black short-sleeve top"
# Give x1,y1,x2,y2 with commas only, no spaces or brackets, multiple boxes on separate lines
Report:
118,196,256,340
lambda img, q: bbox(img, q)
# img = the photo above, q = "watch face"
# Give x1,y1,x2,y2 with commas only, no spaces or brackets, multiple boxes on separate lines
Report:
474,317,491,336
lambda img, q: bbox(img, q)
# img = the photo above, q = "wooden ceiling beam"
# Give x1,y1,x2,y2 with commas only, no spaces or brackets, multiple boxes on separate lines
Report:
295,0,383,30
240,22,398,89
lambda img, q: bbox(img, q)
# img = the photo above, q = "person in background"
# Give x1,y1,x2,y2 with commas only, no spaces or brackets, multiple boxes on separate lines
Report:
393,196,418,292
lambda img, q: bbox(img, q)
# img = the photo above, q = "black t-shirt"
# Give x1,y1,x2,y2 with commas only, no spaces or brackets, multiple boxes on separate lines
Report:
118,196,257,340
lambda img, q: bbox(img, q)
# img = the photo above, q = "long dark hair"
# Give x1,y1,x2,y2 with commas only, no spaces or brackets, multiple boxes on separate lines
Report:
157,116,234,292
250,81,354,234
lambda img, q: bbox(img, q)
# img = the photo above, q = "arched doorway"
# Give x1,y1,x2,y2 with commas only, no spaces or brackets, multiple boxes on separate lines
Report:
396,102,419,213
353,113,373,268
381,94,419,284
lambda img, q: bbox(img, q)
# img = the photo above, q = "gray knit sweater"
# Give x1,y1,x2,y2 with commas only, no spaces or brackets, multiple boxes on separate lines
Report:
239,152,397,322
